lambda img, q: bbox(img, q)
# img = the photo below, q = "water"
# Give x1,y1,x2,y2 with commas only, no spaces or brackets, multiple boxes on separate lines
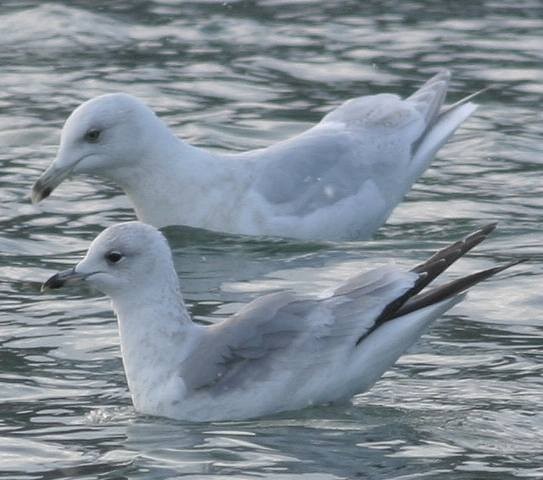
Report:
0,1,542,478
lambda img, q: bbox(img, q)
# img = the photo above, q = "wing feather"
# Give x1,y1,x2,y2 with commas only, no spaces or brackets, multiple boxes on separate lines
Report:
252,71,461,221
180,269,417,394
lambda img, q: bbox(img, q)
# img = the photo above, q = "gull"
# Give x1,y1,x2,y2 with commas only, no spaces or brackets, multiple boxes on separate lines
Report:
33,70,479,241
42,222,521,422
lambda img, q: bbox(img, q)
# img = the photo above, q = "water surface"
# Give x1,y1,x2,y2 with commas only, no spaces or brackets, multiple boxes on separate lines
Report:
0,1,542,479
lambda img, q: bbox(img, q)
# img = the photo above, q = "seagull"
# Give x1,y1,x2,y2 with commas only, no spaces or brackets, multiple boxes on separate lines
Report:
42,222,521,421
32,70,479,241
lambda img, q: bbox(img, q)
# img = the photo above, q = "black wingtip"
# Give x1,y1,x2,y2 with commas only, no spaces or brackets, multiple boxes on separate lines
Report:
465,221,497,241
392,257,527,320
357,223,516,345
411,222,498,286
485,257,529,275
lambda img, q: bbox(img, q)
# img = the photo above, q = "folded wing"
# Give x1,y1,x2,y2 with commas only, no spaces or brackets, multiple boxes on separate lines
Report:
180,224,523,402
180,268,418,395
255,71,475,211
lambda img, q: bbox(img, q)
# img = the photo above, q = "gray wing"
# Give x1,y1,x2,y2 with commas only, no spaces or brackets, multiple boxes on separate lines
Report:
180,267,417,394
251,70,465,217
180,291,311,392
252,128,371,215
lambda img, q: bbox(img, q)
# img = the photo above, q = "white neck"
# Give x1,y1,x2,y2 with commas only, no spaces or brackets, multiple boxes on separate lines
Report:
110,278,193,410
102,123,255,232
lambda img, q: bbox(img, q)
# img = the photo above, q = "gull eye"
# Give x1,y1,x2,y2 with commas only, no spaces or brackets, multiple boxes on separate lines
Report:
85,128,101,143
105,251,123,264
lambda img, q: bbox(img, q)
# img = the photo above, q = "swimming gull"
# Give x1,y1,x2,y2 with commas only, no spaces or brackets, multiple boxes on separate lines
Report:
33,70,479,240
42,222,522,421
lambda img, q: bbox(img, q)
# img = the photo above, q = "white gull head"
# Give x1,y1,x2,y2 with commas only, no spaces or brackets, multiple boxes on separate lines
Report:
81,221,175,293
43,222,192,417
32,94,175,202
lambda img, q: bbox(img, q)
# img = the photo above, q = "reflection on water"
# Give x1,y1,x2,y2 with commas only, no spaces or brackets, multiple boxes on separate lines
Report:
0,1,542,479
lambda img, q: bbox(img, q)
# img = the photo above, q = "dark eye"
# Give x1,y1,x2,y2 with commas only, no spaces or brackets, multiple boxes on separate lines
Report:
105,251,123,264
85,129,101,143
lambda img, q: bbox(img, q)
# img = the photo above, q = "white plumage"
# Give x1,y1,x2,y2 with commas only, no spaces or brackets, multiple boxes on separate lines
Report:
42,222,517,421
33,70,477,240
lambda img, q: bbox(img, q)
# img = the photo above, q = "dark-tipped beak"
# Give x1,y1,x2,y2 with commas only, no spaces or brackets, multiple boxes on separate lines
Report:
31,163,72,204
41,267,86,292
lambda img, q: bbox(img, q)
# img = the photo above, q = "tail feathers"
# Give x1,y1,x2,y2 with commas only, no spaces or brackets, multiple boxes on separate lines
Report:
371,223,497,329
410,101,477,182
407,69,451,126
409,72,483,182
392,259,527,320
356,224,526,345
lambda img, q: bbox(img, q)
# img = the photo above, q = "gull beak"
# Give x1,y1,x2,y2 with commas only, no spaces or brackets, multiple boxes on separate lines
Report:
42,267,86,292
31,162,73,204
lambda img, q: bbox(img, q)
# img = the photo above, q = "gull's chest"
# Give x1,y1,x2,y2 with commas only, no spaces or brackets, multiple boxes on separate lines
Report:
128,364,188,417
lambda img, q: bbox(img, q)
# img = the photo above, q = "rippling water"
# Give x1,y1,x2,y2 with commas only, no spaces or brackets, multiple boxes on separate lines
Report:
1,1,542,479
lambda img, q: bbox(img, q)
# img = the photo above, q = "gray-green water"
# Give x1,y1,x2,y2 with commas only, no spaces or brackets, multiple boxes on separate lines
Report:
1,1,542,479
